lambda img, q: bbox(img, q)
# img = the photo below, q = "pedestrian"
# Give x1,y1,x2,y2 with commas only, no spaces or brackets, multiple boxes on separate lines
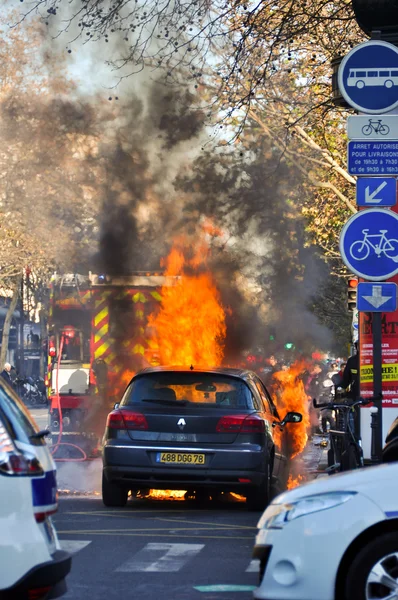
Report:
341,343,360,435
341,343,359,400
0,363,12,385
338,362,347,380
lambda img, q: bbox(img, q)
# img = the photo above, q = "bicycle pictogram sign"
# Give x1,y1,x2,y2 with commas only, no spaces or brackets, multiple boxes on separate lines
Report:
340,209,398,280
349,229,398,262
361,119,390,136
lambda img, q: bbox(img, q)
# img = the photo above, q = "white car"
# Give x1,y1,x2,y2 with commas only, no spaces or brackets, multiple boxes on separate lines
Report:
253,462,398,600
0,379,71,599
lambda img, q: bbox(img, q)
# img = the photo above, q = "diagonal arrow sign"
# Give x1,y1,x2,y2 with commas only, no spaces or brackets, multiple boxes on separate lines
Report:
365,181,388,204
363,285,392,308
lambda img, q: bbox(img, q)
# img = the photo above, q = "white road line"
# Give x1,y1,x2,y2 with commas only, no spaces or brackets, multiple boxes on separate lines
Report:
246,559,259,572
116,542,204,573
60,540,92,554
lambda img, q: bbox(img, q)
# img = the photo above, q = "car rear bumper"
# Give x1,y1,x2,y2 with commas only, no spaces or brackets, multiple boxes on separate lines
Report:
104,464,266,489
103,442,267,490
0,550,71,600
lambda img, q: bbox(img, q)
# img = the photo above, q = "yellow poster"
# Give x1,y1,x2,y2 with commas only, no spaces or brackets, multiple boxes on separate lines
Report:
360,364,398,383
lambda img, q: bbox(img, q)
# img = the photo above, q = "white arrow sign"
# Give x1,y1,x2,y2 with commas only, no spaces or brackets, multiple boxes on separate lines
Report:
363,285,392,308
365,181,388,204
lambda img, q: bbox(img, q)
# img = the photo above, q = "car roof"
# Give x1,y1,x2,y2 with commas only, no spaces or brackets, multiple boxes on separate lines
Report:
135,366,256,382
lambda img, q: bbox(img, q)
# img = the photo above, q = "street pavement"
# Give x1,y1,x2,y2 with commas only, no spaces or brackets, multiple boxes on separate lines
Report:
54,496,259,600
29,406,327,599
28,406,49,432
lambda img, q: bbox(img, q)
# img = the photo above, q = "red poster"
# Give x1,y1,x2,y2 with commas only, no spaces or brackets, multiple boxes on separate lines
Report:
360,308,398,408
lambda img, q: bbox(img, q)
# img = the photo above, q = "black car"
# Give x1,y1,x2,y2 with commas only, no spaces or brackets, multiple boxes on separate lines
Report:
102,367,302,510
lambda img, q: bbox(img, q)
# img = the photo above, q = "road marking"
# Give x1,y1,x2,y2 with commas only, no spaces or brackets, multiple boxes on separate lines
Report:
57,526,240,532
194,585,257,592
63,510,189,515
245,559,259,573
57,531,252,540
154,517,255,530
116,542,204,572
59,540,91,554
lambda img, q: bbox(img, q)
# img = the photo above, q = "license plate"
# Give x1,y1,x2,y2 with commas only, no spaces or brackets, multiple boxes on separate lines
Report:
156,452,205,465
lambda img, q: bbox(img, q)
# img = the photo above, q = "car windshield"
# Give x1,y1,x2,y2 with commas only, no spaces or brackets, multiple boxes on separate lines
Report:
121,372,255,409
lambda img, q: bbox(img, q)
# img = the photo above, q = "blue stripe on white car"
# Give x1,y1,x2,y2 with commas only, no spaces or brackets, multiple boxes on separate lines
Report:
31,469,57,508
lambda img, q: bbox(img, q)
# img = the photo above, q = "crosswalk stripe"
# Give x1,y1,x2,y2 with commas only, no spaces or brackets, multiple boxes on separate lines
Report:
60,540,92,554
245,559,259,573
116,542,204,572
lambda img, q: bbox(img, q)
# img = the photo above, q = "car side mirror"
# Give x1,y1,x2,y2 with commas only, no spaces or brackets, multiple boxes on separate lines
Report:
114,402,120,410
275,411,302,427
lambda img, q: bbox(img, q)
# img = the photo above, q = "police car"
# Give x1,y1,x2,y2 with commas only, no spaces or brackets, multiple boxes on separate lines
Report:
0,379,71,599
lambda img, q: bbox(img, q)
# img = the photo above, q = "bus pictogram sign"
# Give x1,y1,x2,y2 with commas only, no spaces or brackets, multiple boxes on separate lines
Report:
338,41,398,114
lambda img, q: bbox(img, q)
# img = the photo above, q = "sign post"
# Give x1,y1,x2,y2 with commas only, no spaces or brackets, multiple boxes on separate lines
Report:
372,312,383,461
338,36,398,462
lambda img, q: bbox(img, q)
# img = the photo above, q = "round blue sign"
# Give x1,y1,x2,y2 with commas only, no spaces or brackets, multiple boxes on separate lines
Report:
340,208,398,280
338,41,398,114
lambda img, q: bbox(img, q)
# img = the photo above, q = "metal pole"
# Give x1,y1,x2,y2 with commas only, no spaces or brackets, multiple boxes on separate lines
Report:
19,278,24,378
372,312,383,461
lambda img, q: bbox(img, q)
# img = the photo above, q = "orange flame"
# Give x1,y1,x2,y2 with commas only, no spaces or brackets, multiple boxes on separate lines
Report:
147,489,186,501
148,240,226,367
272,360,311,458
287,473,305,489
202,217,224,238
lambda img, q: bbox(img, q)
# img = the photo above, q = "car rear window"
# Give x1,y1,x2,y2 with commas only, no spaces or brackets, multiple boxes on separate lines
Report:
0,381,43,446
121,372,255,409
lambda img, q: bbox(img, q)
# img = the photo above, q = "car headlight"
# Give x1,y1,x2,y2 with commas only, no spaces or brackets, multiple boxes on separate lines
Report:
258,492,357,529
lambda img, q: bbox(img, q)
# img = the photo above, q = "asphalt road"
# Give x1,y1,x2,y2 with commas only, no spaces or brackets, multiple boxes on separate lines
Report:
29,407,49,431
54,496,260,600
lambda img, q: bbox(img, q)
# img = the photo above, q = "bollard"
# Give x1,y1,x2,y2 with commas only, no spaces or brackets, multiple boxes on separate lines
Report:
370,406,380,464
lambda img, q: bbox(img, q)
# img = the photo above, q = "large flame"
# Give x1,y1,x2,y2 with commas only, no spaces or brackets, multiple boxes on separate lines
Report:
148,240,226,367
272,360,311,458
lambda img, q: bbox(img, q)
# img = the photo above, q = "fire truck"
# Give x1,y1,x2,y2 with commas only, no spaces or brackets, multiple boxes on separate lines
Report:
47,272,174,457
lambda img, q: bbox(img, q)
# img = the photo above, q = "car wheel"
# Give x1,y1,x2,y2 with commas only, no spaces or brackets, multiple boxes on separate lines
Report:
246,466,270,512
345,532,398,600
102,472,128,507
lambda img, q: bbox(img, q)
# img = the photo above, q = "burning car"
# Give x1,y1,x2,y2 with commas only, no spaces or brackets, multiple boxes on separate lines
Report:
102,367,302,511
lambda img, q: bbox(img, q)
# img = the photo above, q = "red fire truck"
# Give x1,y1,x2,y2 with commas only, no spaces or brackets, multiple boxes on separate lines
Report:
47,272,174,457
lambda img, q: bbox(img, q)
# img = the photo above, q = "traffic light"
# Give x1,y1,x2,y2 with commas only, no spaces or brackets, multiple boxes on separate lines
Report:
284,342,295,350
347,277,358,312
269,328,276,342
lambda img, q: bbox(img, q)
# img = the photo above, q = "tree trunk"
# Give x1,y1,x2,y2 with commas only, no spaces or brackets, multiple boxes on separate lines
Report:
39,306,46,378
0,279,20,369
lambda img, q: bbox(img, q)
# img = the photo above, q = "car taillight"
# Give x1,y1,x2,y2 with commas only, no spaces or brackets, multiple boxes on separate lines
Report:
106,411,124,429
106,410,148,431
34,509,57,524
0,422,44,476
216,414,265,433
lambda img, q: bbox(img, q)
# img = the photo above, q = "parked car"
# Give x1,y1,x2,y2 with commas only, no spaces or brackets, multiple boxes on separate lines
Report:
0,379,71,599
253,461,398,600
102,367,302,510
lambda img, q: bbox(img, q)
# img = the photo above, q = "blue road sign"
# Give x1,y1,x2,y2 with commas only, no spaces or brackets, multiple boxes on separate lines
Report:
357,282,397,312
338,40,398,114
356,178,397,207
348,141,398,175
339,208,398,280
